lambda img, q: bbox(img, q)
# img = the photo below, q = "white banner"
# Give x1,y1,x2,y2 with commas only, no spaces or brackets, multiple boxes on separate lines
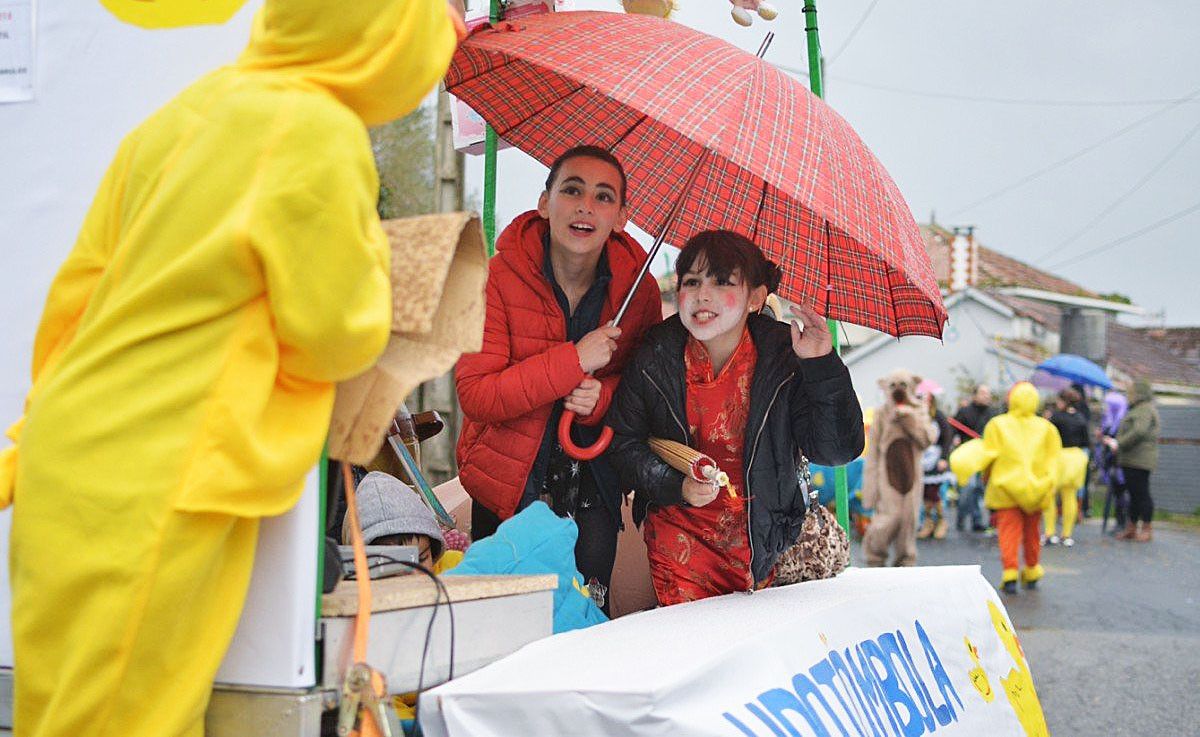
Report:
0,0,33,102
420,566,1049,737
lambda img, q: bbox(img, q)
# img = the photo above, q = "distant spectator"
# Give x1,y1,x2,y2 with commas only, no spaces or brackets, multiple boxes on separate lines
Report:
1044,388,1088,547
1097,391,1129,531
1105,379,1159,542
917,389,953,541
954,384,997,532
1070,381,1092,424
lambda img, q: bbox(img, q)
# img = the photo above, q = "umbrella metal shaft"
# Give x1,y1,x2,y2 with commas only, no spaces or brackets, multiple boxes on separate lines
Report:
611,148,710,327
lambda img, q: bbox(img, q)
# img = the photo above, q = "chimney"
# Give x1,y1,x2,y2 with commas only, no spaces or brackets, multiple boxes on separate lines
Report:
1060,308,1109,365
949,226,978,292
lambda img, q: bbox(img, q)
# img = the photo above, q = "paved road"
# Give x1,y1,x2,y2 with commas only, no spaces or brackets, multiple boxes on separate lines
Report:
855,516,1200,736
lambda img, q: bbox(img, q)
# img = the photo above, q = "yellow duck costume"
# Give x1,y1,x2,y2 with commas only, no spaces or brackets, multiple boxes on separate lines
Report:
1043,445,1088,542
0,1,458,735
950,383,1061,589
861,369,935,567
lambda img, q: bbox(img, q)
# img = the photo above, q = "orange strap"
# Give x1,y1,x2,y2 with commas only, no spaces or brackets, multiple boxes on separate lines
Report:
342,463,387,737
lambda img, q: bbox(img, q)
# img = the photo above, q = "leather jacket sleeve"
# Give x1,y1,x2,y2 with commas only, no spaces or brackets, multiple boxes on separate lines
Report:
789,351,865,467
607,348,686,507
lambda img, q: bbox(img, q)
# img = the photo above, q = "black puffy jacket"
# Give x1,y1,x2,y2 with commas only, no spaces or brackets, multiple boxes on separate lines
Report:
608,314,864,583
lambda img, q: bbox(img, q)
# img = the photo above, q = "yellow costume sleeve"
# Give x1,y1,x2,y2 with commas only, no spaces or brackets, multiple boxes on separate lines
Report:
250,107,392,384
1029,423,1064,509
950,437,991,487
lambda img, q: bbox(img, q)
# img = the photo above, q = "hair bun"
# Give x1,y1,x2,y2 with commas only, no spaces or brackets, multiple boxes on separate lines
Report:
765,260,783,293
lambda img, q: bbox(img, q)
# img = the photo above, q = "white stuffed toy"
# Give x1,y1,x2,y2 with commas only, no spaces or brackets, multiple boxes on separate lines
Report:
729,0,778,27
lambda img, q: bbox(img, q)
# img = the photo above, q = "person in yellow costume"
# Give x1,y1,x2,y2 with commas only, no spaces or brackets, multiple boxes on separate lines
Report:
950,383,1061,594
0,2,463,735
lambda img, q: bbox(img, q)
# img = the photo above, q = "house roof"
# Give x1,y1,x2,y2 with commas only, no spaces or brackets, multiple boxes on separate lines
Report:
1132,326,1200,366
992,293,1062,331
922,224,1097,298
1107,323,1200,388
994,337,1053,364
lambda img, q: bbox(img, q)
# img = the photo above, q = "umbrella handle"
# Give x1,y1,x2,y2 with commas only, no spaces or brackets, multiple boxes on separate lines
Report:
558,410,613,461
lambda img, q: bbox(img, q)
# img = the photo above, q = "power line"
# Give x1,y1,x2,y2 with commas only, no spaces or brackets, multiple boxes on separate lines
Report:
1032,117,1200,265
774,65,1200,108
825,0,882,68
826,76,1200,107
948,86,1200,216
1044,200,1200,270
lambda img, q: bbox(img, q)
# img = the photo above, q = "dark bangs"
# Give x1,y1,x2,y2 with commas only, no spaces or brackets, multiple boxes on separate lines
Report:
675,230,782,292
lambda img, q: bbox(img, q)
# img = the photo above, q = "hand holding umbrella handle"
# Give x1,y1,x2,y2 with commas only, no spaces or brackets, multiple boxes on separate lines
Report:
559,324,623,461
558,411,613,461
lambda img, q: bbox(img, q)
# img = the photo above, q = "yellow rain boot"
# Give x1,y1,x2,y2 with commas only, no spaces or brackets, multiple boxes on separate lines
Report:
1000,568,1019,595
1022,564,1045,591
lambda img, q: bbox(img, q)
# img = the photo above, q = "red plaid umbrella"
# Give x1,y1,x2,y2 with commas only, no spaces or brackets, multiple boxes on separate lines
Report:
447,10,947,337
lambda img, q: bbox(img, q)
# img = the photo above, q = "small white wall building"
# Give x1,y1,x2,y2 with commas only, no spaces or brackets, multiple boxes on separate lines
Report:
841,288,1036,409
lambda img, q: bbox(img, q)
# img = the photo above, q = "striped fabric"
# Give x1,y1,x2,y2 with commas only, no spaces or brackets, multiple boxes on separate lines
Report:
447,11,947,337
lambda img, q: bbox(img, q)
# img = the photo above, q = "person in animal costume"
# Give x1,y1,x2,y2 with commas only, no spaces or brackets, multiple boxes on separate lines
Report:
951,382,1062,594
861,369,935,566
0,1,463,735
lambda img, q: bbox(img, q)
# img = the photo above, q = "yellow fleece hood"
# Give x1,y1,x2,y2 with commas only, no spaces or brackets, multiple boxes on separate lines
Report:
238,0,459,126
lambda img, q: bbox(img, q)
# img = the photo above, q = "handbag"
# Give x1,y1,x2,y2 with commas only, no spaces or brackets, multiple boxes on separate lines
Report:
772,454,850,585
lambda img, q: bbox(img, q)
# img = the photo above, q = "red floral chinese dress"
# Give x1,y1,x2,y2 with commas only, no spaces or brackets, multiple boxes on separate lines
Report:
644,327,762,605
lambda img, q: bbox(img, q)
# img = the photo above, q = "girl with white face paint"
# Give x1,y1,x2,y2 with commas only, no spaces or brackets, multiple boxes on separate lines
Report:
676,234,832,375
607,231,862,606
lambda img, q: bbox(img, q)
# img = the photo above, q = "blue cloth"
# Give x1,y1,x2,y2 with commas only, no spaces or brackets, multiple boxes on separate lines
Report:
809,458,864,508
1036,354,1113,390
446,501,608,633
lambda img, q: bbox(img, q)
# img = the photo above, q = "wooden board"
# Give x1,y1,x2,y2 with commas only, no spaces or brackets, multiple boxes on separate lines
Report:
321,574,557,617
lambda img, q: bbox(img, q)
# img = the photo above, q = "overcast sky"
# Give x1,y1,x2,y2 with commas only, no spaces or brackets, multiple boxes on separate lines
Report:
466,0,1200,326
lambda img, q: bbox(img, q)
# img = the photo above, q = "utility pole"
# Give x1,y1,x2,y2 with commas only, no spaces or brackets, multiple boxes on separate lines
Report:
412,87,467,485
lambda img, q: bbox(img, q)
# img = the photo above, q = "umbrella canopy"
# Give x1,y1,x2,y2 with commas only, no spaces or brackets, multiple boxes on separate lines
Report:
1035,354,1113,390
101,0,248,28
447,11,946,337
1030,369,1074,392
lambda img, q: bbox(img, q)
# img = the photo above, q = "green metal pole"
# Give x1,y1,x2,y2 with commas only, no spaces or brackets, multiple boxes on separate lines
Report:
803,2,850,533
482,0,501,256
316,447,328,624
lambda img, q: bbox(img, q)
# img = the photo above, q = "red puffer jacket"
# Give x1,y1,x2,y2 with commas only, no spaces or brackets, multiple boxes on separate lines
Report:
456,211,662,519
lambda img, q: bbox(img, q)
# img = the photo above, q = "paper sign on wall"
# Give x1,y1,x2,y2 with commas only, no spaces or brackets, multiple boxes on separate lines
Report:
0,0,34,103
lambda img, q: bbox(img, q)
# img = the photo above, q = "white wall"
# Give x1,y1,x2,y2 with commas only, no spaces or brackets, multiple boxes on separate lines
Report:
1,3,261,419
845,296,1020,411
0,2,320,689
